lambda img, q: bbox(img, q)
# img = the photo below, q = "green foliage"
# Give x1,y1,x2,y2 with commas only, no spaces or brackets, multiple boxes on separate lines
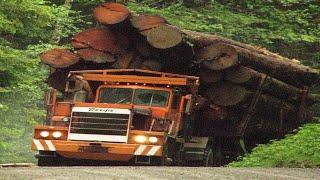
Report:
229,122,320,167
0,0,83,46
0,0,81,163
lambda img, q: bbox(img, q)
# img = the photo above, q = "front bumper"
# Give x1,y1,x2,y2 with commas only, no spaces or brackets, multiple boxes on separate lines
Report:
32,139,162,161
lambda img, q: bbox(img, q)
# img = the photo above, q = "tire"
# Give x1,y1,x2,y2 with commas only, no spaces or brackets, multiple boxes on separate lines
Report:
38,157,57,166
203,148,214,167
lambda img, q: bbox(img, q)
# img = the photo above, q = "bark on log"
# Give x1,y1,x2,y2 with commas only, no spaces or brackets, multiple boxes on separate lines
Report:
72,28,119,54
199,68,222,83
130,15,167,33
77,48,115,63
146,25,183,49
197,43,238,70
225,66,320,106
40,48,80,68
205,82,250,106
93,2,130,25
182,29,320,87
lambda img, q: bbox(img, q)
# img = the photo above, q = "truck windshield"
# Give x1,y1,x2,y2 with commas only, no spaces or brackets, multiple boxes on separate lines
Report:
99,88,169,107
99,88,133,104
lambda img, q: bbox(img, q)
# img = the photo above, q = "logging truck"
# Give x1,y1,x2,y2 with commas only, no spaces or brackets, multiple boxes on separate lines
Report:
31,69,225,166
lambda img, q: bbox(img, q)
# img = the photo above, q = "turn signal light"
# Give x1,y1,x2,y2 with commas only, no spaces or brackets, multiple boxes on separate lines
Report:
52,131,62,138
149,137,158,144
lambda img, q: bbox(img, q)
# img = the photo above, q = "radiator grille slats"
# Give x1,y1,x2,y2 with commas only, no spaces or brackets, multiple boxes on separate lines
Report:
70,112,129,136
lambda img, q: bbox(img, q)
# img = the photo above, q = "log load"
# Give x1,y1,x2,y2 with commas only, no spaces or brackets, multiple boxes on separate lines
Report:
183,30,319,87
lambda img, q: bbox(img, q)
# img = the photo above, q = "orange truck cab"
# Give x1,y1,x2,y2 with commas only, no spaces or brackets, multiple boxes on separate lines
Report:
32,69,214,166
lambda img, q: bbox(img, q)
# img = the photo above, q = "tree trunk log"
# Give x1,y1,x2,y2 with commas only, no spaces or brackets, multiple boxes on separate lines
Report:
40,48,80,68
205,82,250,106
225,66,320,106
93,2,130,25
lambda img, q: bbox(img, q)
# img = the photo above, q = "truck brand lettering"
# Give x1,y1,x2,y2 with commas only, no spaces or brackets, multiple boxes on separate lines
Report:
88,108,114,113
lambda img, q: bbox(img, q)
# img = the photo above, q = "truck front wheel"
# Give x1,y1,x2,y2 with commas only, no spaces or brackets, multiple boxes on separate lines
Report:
38,157,56,166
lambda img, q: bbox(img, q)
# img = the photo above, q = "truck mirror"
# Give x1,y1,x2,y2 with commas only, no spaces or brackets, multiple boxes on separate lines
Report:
44,89,56,107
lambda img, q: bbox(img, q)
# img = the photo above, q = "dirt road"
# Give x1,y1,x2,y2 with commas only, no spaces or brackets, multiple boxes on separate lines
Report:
0,166,319,180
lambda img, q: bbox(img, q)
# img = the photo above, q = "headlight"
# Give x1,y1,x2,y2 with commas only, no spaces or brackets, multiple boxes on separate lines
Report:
40,131,49,138
52,131,62,138
149,137,158,144
134,135,147,143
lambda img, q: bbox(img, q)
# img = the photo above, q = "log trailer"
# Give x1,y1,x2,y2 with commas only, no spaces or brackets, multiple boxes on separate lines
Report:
31,69,226,166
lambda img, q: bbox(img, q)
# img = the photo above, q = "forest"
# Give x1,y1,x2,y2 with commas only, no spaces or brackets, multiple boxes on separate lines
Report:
0,0,319,166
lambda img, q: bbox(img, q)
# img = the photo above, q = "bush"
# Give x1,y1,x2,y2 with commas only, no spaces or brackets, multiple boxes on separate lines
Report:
229,121,320,168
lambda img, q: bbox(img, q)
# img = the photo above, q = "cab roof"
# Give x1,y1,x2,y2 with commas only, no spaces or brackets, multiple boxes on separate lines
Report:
68,69,199,87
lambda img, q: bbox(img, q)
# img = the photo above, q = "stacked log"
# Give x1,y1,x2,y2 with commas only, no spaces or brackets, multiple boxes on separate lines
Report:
39,2,320,137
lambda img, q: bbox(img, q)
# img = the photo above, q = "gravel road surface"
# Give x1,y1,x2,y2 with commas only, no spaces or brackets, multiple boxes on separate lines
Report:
0,167,319,180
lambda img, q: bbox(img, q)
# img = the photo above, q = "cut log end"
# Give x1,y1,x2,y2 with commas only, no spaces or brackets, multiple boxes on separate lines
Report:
146,25,182,49
72,28,119,54
197,43,238,70
40,48,80,68
94,2,130,25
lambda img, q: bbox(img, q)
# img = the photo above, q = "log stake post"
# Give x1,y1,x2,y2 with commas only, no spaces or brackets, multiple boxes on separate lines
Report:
296,86,309,128
237,74,268,136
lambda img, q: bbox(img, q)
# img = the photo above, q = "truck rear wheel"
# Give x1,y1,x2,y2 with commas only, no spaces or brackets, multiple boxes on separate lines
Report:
203,148,214,167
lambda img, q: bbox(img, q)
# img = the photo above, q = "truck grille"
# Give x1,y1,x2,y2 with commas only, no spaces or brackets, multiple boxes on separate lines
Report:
70,112,130,136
